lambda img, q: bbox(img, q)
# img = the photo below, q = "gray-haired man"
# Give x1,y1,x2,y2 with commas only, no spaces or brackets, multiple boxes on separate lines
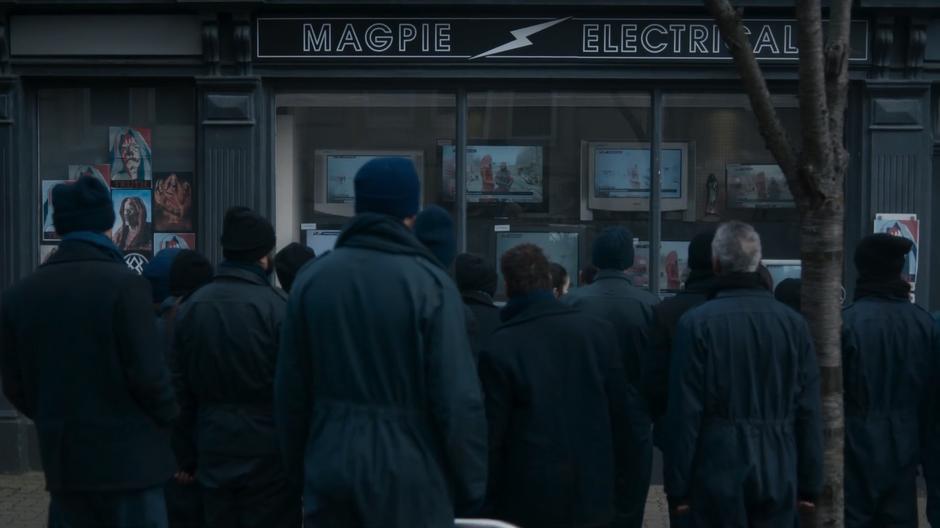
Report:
663,221,823,527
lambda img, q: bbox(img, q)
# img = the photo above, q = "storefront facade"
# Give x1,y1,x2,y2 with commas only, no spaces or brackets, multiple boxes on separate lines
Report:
0,0,937,471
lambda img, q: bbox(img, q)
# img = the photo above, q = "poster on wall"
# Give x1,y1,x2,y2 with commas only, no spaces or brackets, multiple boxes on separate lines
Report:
442,145,544,203
68,164,111,188
109,127,152,185
41,180,69,241
873,213,919,288
627,240,690,291
123,252,152,275
154,233,195,253
40,245,59,265
154,172,194,231
726,163,794,209
112,189,153,252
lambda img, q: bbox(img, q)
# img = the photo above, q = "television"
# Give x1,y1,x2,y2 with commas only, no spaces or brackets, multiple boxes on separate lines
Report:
763,259,801,289
314,150,424,217
628,240,691,293
492,225,585,299
442,144,545,206
585,141,689,212
305,228,342,256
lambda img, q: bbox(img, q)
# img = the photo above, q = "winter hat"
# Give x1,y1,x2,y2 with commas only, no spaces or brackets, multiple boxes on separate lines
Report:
142,248,182,304
275,242,317,293
169,250,214,298
854,233,913,279
592,227,635,271
456,253,498,297
414,205,456,268
688,230,716,271
52,175,115,235
220,206,276,262
354,157,421,219
775,278,802,312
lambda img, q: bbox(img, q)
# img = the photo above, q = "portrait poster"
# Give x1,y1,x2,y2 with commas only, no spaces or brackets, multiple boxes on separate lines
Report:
726,163,795,209
109,127,152,184
627,241,691,291
873,213,919,288
123,251,152,275
41,180,69,241
111,189,153,253
40,245,59,265
68,164,111,187
154,233,196,253
153,172,194,231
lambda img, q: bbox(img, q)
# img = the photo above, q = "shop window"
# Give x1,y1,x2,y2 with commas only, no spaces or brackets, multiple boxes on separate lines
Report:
38,86,196,273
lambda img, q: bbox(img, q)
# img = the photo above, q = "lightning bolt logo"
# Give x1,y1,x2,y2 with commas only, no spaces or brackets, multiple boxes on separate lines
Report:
471,17,570,60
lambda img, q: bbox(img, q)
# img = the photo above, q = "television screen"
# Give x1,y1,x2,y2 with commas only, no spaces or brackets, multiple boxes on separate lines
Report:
763,260,801,289
495,231,580,294
443,145,544,203
628,241,690,291
593,146,683,199
305,229,341,256
326,154,417,204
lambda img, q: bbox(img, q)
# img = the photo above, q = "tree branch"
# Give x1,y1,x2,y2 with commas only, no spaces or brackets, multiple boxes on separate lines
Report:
824,0,853,196
704,0,803,204
797,0,832,204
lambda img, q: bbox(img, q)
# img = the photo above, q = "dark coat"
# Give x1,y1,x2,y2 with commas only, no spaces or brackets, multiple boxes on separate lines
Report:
462,290,502,359
664,287,823,527
478,297,630,528
172,263,287,487
275,213,487,527
842,296,939,526
0,239,178,492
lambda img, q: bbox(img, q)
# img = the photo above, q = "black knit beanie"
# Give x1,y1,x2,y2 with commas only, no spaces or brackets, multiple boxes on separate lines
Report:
220,206,276,262
455,253,498,297
592,227,635,271
688,230,716,271
52,176,115,235
854,233,913,280
275,242,317,293
169,250,214,298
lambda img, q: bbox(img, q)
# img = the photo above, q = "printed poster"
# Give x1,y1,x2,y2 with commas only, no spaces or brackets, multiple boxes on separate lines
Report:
873,213,919,288
154,233,196,253
68,164,111,188
41,180,69,241
154,172,194,231
627,240,691,291
112,188,153,253
109,127,152,184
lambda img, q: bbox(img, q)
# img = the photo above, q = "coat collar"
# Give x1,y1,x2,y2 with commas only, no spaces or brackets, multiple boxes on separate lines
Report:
594,269,635,285
337,213,438,264
44,239,121,266
499,295,578,329
215,262,271,286
712,288,773,300
462,290,496,307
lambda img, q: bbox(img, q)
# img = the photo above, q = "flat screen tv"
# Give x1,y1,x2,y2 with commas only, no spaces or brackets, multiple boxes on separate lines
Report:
763,259,801,289
493,225,585,299
585,141,689,212
442,144,544,205
314,150,424,217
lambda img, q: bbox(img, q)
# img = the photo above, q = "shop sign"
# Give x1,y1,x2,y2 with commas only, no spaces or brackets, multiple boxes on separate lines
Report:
256,17,869,63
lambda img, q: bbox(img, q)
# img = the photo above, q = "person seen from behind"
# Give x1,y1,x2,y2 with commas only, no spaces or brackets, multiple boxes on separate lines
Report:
275,242,316,293
455,253,501,359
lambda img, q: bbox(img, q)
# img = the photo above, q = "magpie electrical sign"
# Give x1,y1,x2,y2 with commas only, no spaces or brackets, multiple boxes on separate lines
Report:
256,17,869,63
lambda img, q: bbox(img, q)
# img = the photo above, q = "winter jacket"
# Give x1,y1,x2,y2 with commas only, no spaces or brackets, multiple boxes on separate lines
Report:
274,213,487,527
842,296,939,527
664,286,823,527
1,239,178,491
478,295,629,528
172,263,288,487
462,290,502,359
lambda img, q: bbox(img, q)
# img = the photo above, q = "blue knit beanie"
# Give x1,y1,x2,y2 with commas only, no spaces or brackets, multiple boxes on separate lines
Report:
52,175,116,235
592,227,635,271
143,248,182,303
415,205,456,268
354,157,421,219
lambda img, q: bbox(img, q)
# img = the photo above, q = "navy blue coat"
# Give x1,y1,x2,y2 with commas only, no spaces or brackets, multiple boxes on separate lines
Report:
275,214,487,527
842,296,939,527
664,287,823,527
1,240,178,492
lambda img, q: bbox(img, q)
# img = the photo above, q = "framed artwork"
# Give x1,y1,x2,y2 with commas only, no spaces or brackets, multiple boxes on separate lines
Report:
109,127,152,184
726,163,795,209
154,233,195,253
68,164,111,188
112,188,153,253
153,172,194,231
873,213,919,288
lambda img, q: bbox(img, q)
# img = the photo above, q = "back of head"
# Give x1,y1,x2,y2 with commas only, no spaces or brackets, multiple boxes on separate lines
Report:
220,206,276,262
711,221,762,275
354,157,421,220
580,264,598,285
775,278,802,312
275,242,317,293
592,227,635,271
854,233,913,281
688,230,716,272
501,243,552,298
414,205,456,268
455,253,498,297
52,175,116,235
169,250,214,298
143,248,183,304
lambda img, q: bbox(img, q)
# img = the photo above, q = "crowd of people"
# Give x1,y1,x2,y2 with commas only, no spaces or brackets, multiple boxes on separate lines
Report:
1,158,938,528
